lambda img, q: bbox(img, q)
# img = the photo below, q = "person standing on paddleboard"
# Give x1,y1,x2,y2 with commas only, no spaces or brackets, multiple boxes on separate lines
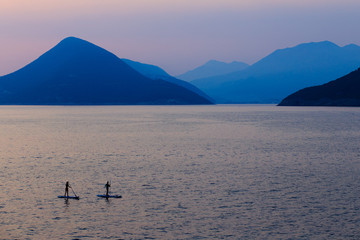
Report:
64,181,70,197
105,181,111,196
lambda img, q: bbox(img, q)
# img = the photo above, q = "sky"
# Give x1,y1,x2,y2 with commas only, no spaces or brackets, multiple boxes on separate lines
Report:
1,0,360,76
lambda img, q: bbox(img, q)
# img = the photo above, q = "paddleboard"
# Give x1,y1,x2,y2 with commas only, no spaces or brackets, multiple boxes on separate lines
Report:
58,195,80,200
97,194,122,198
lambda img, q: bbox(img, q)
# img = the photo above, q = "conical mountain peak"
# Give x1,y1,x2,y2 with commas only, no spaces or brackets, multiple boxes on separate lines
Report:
55,36,103,51
60,36,86,43
0,37,212,105
41,36,118,62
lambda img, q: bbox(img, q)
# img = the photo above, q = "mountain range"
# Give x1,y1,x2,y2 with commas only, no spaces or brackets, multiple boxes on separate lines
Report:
279,67,360,106
1,38,359,105
0,37,212,105
189,41,360,103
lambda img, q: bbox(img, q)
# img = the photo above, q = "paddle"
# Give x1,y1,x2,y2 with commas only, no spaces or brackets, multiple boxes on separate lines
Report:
70,185,79,199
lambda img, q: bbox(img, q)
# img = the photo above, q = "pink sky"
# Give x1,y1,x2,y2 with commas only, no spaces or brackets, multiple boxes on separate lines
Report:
1,0,360,76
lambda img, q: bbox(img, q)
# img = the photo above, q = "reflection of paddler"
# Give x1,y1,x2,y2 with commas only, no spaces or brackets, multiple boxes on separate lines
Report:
105,181,111,196
64,181,71,197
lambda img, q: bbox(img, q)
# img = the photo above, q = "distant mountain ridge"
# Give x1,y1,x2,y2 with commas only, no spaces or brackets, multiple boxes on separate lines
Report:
121,58,213,102
190,41,360,103
176,60,249,81
279,67,360,106
0,37,212,105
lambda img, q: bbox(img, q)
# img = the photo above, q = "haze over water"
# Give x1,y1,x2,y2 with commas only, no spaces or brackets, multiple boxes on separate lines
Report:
1,105,360,239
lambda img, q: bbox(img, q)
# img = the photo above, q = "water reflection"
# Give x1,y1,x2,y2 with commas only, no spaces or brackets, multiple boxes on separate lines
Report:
1,105,360,239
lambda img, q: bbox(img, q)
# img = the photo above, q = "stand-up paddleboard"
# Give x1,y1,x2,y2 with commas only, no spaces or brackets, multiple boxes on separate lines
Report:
58,195,80,200
97,194,122,198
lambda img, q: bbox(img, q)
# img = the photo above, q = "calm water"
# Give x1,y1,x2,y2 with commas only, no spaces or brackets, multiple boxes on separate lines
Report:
0,105,360,239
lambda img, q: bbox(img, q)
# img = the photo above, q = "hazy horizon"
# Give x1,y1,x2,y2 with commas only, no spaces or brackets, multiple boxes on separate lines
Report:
1,0,360,76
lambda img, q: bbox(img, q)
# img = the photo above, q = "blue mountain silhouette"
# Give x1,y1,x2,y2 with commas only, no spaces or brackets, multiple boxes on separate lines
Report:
0,37,212,105
122,58,213,102
279,67,360,106
191,41,360,103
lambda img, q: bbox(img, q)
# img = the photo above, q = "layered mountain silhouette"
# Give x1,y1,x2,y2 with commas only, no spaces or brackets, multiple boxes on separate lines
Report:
177,60,249,82
190,41,360,103
121,58,172,80
0,37,212,105
121,58,213,102
279,68,360,106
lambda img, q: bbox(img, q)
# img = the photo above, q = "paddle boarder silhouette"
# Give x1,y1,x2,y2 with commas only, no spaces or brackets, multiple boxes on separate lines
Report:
105,181,111,196
64,181,70,197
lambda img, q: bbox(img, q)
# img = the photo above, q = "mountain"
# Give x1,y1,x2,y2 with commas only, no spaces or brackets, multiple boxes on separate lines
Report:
191,41,360,103
121,58,213,102
0,37,212,105
176,60,249,81
278,67,360,106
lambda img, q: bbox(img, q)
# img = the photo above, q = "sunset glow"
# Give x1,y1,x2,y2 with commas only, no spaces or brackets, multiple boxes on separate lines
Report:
1,0,359,75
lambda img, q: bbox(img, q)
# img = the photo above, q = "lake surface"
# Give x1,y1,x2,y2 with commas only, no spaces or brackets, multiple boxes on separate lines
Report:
0,105,360,239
